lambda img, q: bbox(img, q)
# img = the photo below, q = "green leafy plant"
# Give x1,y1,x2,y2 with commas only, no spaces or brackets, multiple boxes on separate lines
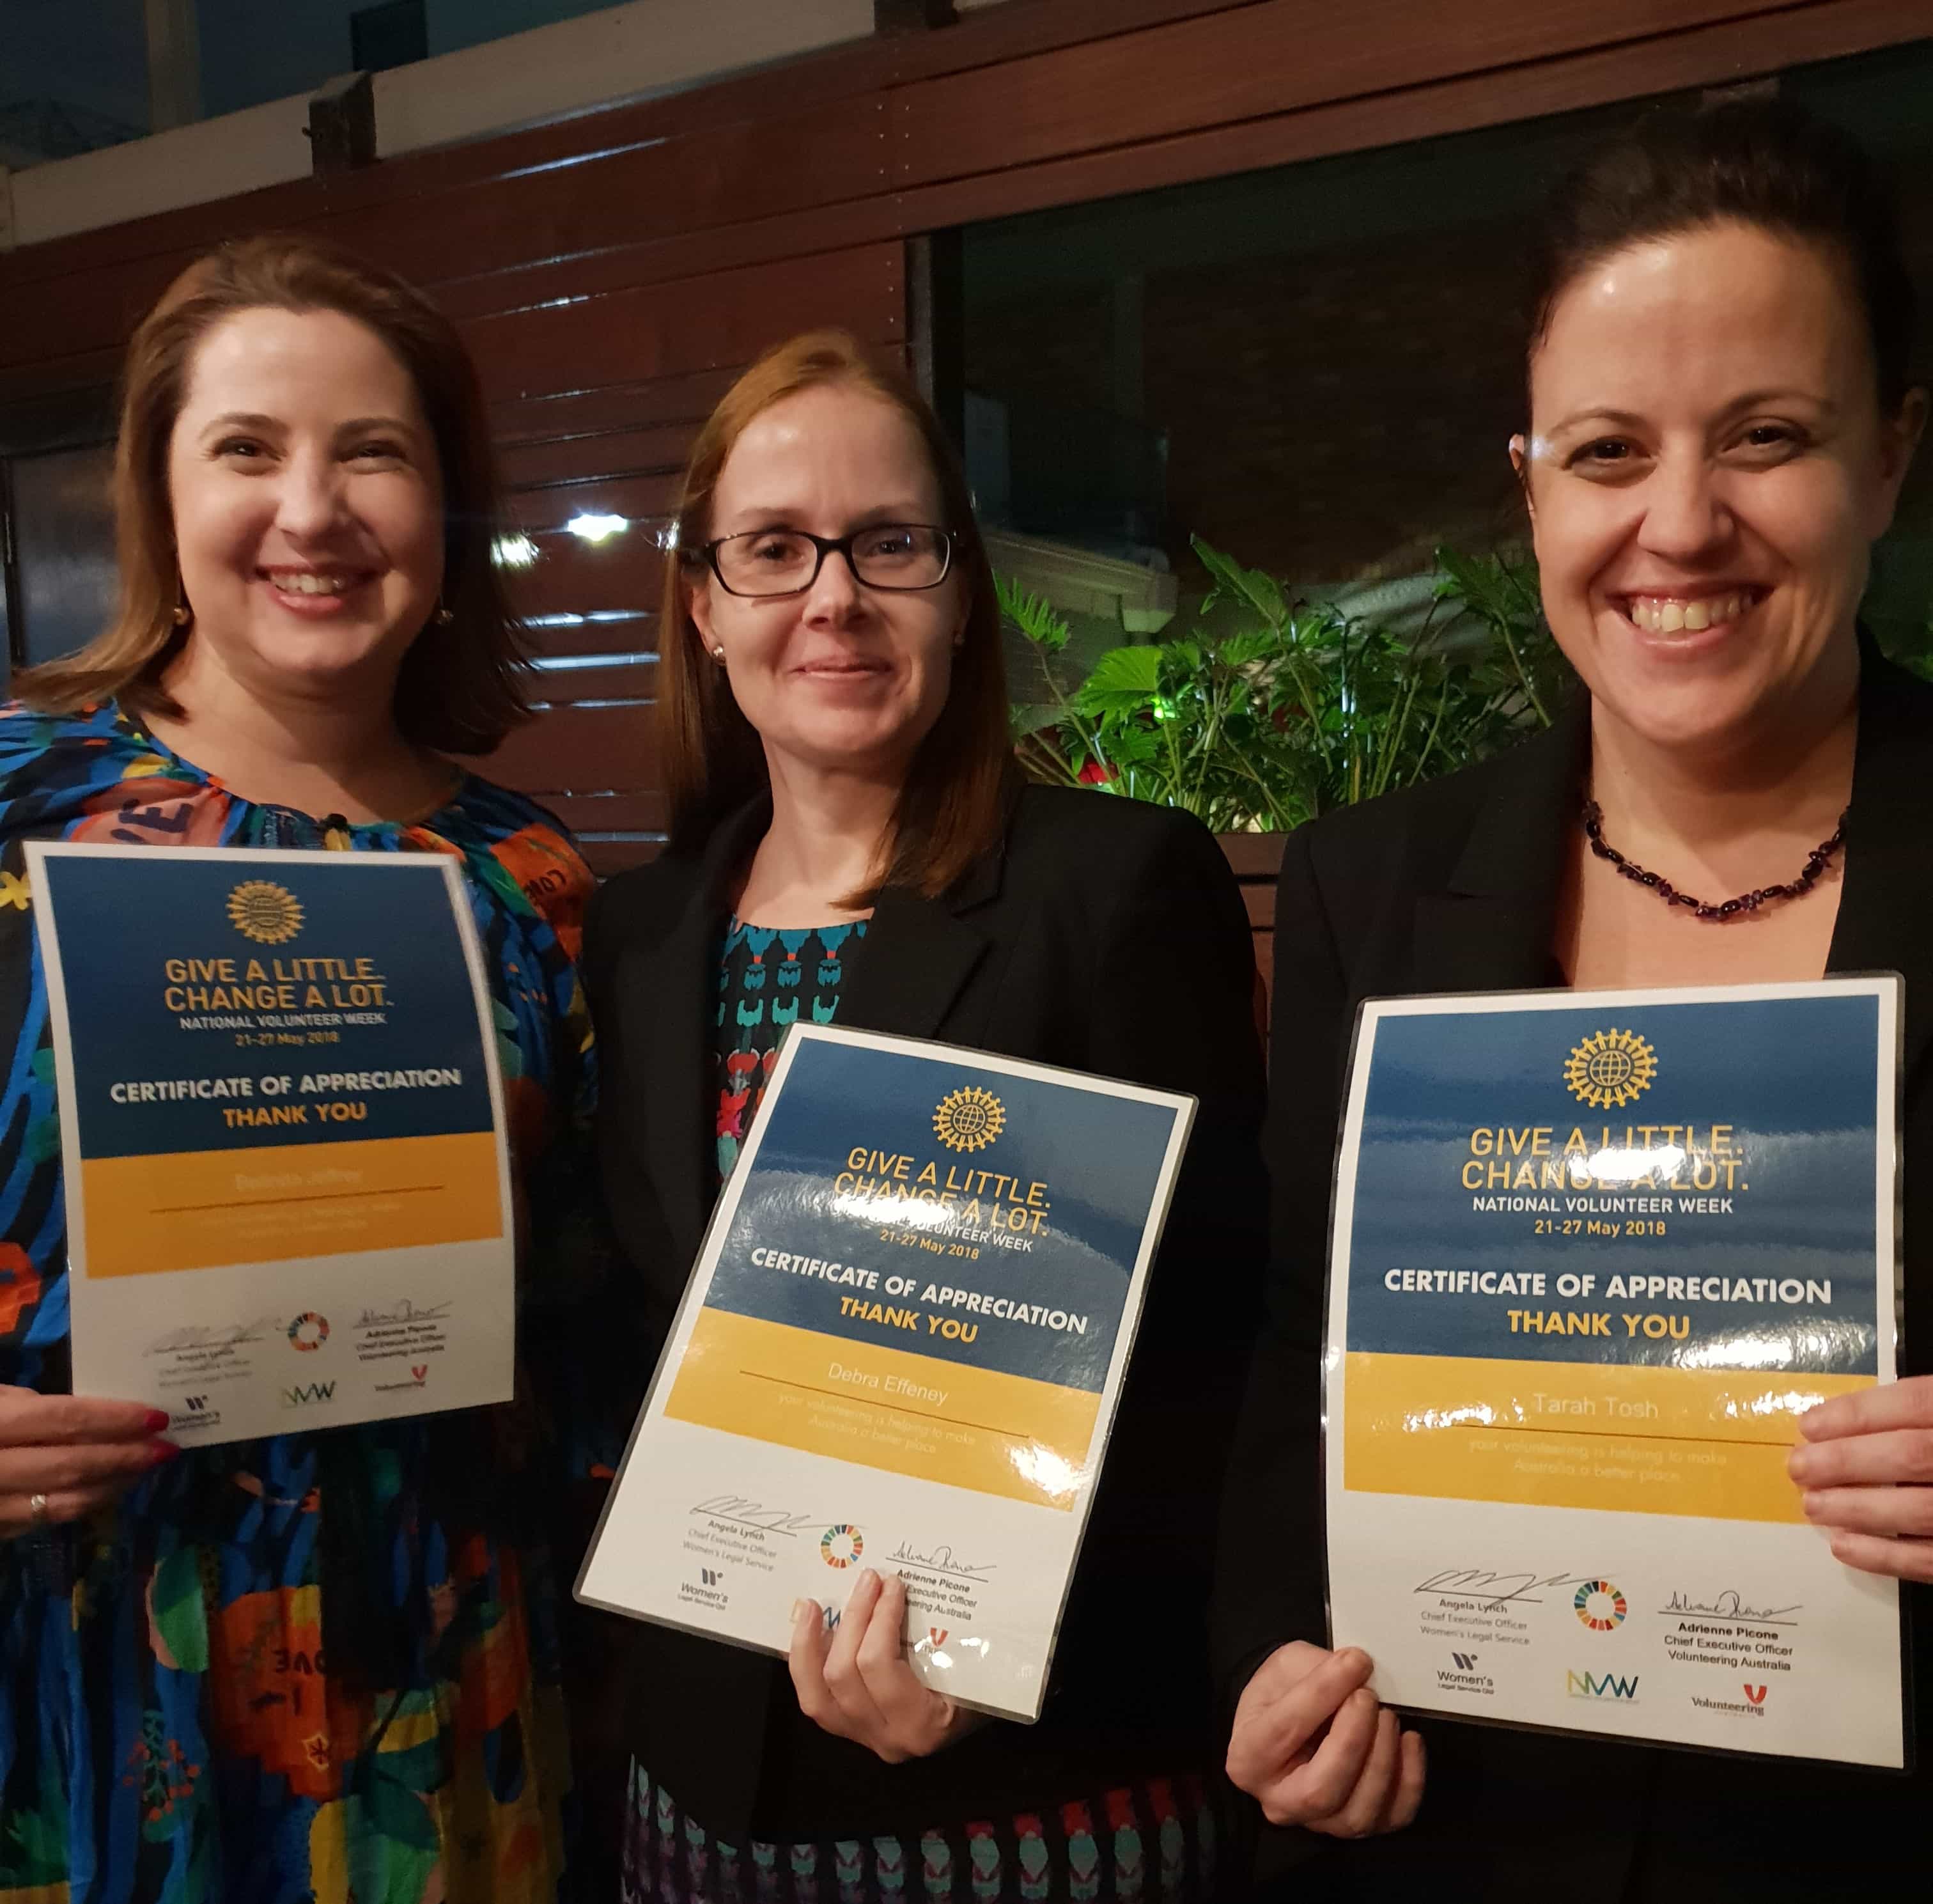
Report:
1004,537,1567,832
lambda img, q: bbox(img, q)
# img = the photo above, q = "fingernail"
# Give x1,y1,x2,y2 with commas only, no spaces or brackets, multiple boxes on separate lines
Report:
1339,1647,1370,1673
1787,1448,1815,1481
858,1567,880,1590
1800,1490,1821,1518
789,1598,805,1623
144,1409,170,1433
147,1439,182,1466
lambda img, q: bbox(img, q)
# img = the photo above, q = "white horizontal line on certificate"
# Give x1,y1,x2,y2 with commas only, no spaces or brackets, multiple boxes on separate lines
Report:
740,1368,1027,1442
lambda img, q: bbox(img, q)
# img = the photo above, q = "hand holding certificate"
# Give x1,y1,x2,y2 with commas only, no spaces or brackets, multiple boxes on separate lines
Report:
578,1022,1195,1722
1324,979,1909,1769
27,843,516,1446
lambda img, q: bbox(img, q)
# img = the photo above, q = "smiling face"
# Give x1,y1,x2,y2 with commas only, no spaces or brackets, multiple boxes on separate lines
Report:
688,381,967,784
1516,221,1922,757
166,305,445,709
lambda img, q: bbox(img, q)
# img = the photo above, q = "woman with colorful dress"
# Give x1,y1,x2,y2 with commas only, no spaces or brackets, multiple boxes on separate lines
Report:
579,330,1269,1901
0,235,593,1903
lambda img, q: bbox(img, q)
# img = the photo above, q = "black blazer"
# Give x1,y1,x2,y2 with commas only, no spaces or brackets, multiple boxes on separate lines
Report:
1213,648,1933,1900
583,783,1268,1841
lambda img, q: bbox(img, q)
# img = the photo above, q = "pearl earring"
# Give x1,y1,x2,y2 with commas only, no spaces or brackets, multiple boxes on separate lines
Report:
711,646,726,661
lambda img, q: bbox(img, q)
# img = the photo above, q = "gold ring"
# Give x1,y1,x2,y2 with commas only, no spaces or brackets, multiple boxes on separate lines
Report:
27,1492,49,1526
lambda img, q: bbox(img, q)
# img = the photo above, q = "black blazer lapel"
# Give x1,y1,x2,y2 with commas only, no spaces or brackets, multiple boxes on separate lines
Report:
840,880,994,1039
622,801,772,1259
1411,702,1589,992
1829,652,1933,1086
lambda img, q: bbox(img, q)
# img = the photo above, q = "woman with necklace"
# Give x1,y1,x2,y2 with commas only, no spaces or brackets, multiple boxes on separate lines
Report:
1216,98,1931,1896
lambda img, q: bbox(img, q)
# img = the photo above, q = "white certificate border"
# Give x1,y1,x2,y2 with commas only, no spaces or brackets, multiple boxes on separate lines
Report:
1318,973,1912,1772
575,1018,1198,1723
26,839,517,1435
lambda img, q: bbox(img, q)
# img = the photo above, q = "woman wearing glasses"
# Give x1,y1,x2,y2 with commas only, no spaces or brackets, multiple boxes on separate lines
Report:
577,331,1266,1899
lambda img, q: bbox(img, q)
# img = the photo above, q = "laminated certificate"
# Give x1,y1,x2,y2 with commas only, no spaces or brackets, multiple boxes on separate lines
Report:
27,843,515,1446
1326,979,1907,1768
577,1023,1194,1722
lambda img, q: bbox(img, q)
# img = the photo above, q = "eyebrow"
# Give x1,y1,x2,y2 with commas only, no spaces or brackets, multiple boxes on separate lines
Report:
1546,390,1838,435
716,503,935,531
197,411,281,439
194,412,419,440
334,414,418,438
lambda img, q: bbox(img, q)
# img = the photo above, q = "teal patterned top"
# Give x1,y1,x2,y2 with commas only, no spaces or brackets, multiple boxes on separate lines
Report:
712,918,867,1178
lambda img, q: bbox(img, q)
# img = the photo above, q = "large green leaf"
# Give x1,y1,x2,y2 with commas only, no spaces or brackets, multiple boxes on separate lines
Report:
151,1546,209,1673
1075,645,1162,715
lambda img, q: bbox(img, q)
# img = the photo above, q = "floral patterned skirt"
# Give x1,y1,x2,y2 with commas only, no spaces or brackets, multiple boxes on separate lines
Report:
621,1761,1216,1904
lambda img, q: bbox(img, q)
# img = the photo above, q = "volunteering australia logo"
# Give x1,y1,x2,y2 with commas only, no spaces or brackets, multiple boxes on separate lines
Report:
932,1086,1005,1154
1564,1029,1657,1110
227,880,304,946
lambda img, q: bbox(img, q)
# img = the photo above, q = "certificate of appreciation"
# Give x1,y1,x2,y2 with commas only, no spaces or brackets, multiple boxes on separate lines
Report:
1325,979,1907,1768
577,1022,1193,1722
27,842,515,1446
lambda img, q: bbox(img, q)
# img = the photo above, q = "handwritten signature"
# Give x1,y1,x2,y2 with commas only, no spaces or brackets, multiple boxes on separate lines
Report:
1414,1567,1596,1609
352,1298,453,1328
691,1494,819,1538
146,1320,270,1355
1658,1589,1803,1625
890,1540,997,1581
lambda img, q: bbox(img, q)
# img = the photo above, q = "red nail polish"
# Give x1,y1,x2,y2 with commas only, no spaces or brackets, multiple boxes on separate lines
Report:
147,1439,182,1465
144,1409,171,1433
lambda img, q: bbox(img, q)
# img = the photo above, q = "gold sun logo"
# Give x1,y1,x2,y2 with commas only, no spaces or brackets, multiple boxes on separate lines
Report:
1563,1028,1658,1110
932,1085,1006,1154
226,880,304,945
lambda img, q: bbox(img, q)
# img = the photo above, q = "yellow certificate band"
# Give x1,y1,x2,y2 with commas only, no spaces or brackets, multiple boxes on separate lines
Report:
666,1308,1101,1510
81,1131,504,1276
1344,1350,1875,1524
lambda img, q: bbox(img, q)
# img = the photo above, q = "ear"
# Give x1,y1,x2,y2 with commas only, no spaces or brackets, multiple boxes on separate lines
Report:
687,570,719,654
1870,387,1929,536
1508,433,1537,526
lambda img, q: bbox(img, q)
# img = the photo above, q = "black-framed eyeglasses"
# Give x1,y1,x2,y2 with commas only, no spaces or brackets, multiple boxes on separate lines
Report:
693,524,955,598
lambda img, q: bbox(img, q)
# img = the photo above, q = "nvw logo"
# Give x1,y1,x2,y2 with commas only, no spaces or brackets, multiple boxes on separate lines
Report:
1567,1669,1640,1701
1452,1652,1479,1671
1743,1683,1769,1705
281,1381,336,1408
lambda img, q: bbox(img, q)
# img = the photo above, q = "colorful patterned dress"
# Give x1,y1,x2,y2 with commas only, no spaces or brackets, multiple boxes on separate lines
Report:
621,917,1216,1903
0,700,595,1904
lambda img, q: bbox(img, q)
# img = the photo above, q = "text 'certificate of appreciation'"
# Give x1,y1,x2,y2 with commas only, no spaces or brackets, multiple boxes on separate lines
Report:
27,842,515,1447
1326,979,1906,1768
578,1022,1193,1722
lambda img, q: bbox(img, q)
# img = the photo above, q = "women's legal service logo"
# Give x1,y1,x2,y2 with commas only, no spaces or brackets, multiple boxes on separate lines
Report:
820,1524,864,1569
1563,1029,1657,1110
1574,1579,1628,1631
228,880,305,946
932,1085,1005,1154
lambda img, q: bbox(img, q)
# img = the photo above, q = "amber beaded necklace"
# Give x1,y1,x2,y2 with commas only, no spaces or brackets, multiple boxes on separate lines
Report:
1580,800,1847,921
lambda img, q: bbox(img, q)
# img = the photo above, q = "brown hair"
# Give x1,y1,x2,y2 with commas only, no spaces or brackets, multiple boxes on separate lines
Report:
660,329,1011,900
1527,98,1919,416
18,233,531,754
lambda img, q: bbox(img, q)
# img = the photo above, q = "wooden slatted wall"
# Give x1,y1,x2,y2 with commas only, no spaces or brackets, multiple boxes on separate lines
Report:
0,0,1923,879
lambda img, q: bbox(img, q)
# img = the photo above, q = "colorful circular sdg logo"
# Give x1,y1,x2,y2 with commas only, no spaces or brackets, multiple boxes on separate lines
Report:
287,1312,330,1352
820,1524,864,1569
1574,1579,1627,1631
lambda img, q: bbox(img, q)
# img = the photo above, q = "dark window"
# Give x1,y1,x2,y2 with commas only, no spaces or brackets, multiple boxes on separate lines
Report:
350,0,428,74
4,441,118,674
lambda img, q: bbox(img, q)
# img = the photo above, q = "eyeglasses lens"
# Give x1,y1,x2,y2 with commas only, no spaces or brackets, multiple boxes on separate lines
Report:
715,527,949,596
